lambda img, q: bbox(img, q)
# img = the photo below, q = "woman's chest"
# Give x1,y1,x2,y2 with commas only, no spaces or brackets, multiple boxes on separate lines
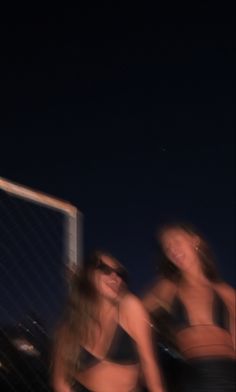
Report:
174,285,218,325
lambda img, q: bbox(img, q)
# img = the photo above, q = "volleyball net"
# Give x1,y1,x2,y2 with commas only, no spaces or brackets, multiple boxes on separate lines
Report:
0,176,82,391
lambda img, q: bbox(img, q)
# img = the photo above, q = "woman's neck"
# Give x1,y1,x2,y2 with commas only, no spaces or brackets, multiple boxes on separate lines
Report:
181,259,209,286
98,297,117,318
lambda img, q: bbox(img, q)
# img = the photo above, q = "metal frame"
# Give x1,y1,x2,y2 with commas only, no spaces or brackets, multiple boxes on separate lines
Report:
0,176,82,270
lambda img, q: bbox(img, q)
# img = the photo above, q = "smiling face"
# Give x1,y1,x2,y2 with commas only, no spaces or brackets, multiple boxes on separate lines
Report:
160,228,200,273
92,254,125,301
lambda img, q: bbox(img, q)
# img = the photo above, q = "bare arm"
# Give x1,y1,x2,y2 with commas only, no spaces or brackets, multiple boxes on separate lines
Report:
214,283,236,350
142,279,176,313
120,294,166,392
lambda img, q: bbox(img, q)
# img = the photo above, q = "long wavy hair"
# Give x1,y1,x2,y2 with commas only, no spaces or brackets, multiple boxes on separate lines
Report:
52,250,127,382
155,221,221,283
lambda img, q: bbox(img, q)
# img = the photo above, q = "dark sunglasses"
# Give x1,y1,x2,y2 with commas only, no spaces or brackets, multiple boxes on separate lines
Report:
95,260,127,281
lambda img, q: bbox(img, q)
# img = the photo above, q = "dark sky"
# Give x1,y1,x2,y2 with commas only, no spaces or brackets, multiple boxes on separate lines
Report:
0,2,235,304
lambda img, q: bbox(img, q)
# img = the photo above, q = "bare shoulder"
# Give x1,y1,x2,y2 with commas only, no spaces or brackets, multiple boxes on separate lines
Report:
119,293,149,325
214,282,236,306
214,282,236,294
120,292,146,313
155,278,176,292
143,278,177,312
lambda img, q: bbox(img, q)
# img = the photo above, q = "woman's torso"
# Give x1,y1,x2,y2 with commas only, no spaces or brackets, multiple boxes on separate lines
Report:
76,360,140,392
75,299,140,392
168,282,235,359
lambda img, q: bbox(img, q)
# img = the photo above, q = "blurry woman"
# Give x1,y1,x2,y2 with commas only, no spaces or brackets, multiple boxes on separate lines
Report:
143,222,235,392
52,250,165,392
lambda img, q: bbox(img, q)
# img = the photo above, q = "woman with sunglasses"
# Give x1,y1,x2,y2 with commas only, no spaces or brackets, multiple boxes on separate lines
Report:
52,250,165,392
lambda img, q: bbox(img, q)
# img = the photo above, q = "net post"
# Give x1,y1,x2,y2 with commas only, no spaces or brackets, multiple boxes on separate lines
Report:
0,176,82,270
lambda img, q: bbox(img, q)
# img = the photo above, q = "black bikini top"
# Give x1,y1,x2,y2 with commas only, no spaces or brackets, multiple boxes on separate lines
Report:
79,319,139,371
170,290,230,332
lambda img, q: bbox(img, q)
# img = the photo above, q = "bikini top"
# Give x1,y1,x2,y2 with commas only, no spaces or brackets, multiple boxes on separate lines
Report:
79,318,139,371
170,289,230,332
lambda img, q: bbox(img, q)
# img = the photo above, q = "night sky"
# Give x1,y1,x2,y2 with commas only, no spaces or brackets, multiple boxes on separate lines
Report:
0,2,235,305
